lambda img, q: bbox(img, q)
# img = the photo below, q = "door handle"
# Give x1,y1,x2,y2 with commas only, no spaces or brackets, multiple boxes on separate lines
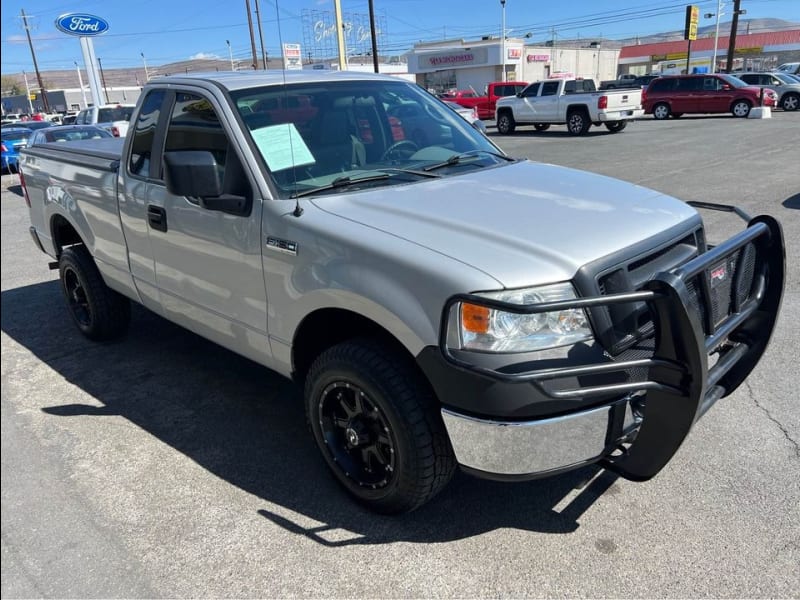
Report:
147,205,167,232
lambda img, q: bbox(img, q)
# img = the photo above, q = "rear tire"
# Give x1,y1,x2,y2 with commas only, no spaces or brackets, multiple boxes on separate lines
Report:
496,111,516,135
566,110,590,135
605,120,627,133
59,246,131,341
731,100,751,117
533,123,550,131
305,339,456,514
652,103,671,120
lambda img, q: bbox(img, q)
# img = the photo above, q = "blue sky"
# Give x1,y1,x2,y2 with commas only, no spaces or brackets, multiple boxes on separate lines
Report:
2,0,799,73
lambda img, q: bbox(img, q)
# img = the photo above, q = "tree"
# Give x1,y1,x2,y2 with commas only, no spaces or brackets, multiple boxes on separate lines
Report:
1,75,23,96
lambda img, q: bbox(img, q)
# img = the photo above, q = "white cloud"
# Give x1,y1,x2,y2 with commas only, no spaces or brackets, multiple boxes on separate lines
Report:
189,52,219,60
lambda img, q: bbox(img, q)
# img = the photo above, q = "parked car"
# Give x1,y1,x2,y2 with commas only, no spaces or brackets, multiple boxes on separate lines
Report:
735,72,800,111
17,120,57,132
75,104,136,137
28,125,114,146
643,74,778,119
442,100,483,127
774,62,800,75
1,126,33,173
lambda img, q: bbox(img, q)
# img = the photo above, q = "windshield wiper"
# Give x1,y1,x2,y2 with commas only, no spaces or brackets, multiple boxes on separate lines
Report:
291,173,390,199
375,167,442,178
423,149,516,173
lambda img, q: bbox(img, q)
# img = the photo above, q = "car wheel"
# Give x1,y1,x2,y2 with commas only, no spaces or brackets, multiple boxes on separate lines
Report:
305,339,456,514
567,110,590,135
59,246,131,341
652,103,671,120
604,120,627,133
533,123,550,131
780,93,799,111
731,100,751,117
496,111,516,135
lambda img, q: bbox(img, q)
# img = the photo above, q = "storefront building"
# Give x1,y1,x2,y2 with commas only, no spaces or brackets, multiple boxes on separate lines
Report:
405,38,621,94
618,29,800,75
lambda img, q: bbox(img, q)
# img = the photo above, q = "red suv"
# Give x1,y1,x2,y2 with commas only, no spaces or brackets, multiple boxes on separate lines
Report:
643,74,777,119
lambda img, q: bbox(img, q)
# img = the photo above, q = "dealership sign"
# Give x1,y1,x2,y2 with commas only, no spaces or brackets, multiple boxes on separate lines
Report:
527,54,550,63
55,13,109,36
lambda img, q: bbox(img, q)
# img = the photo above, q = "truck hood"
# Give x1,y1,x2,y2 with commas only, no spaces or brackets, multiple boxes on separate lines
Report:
312,160,699,289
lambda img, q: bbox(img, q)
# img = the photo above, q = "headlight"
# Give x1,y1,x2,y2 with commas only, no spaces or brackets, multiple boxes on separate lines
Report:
451,282,593,353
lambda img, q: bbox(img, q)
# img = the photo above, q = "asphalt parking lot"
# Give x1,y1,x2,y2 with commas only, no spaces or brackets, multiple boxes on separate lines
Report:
2,112,798,598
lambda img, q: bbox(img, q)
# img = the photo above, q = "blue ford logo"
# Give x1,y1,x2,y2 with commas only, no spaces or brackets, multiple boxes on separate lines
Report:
55,13,109,37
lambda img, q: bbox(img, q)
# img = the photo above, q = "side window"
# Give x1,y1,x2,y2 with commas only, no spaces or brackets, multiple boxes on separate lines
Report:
522,83,541,97
564,81,576,94
163,92,251,203
703,77,719,90
128,90,166,177
541,82,560,96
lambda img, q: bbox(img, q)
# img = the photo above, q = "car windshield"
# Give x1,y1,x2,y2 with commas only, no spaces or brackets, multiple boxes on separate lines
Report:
231,79,508,199
772,73,798,85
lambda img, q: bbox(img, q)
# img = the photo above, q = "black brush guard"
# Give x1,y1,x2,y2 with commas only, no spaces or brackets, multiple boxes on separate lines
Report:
440,212,784,482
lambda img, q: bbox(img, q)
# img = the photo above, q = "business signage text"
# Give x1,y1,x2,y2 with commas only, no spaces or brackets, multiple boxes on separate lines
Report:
55,13,109,36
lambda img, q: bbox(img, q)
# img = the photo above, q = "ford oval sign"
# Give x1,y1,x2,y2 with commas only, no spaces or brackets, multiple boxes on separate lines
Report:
55,13,109,37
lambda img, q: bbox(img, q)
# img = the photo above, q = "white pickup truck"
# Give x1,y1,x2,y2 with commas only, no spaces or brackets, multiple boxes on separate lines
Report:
19,71,784,514
495,78,644,135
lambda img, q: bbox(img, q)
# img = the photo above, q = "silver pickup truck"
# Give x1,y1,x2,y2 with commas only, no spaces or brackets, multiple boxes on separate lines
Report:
20,71,785,514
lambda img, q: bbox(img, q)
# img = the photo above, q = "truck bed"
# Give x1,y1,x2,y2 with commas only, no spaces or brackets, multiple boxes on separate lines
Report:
22,137,124,170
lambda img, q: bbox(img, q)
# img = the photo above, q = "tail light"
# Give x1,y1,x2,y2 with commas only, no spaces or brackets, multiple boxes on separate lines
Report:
19,167,31,207
0,142,7,153
471,107,478,120
110,126,120,137
642,88,647,103
598,95,608,109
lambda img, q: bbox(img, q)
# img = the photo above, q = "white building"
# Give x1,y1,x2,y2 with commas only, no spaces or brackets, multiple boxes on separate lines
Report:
405,38,621,94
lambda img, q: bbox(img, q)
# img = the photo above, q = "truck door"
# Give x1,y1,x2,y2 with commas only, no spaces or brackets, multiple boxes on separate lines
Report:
145,90,270,364
515,82,542,120
535,81,562,121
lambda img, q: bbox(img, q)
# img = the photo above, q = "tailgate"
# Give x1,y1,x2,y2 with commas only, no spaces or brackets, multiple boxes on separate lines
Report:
606,89,642,109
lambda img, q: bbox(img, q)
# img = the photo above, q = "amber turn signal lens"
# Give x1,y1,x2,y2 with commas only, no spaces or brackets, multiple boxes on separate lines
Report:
461,303,490,333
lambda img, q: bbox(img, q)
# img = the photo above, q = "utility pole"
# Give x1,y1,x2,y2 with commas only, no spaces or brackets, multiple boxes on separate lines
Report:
501,0,507,82
725,0,742,73
334,0,347,70
20,9,50,113
254,0,268,69
141,52,150,81
226,40,235,70
368,0,379,73
245,0,259,69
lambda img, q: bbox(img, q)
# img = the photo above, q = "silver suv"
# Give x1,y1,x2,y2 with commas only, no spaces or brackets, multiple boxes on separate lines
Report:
736,72,800,111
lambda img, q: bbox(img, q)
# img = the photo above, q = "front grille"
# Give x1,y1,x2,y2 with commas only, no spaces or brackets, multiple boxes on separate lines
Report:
587,231,702,355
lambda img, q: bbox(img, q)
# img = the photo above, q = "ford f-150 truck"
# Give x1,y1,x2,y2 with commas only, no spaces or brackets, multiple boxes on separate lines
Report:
442,81,528,120
20,70,784,514
495,78,644,135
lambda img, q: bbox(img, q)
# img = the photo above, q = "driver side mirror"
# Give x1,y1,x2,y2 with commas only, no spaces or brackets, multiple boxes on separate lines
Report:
721,84,732,90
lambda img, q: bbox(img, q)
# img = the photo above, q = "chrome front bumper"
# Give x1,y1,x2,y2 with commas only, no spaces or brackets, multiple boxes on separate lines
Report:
442,402,632,477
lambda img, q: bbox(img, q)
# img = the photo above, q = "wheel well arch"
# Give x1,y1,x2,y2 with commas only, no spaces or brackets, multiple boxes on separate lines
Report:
566,104,590,119
292,307,417,384
50,214,84,255
731,97,752,108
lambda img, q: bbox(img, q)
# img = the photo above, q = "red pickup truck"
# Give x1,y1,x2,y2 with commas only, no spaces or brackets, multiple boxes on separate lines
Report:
441,81,528,120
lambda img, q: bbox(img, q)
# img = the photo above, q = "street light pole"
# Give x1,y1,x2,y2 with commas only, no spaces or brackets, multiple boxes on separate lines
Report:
141,52,150,81
705,0,724,74
226,40,235,70
500,0,506,82
75,61,88,109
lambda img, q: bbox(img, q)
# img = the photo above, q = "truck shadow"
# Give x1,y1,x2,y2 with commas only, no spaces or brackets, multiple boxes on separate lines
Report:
1,280,621,546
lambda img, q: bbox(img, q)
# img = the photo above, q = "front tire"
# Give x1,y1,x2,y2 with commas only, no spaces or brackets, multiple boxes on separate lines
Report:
605,120,627,133
305,339,456,514
59,246,131,341
496,111,516,135
780,93,799,111
731,99,751,117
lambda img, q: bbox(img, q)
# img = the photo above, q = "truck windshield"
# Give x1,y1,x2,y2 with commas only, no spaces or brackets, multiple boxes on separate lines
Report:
231,79,508,198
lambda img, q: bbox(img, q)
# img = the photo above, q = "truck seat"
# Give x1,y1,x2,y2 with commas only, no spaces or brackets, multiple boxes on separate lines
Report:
312,109,365,174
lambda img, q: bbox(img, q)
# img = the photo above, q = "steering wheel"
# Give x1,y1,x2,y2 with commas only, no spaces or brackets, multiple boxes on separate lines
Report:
380,140,419,162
